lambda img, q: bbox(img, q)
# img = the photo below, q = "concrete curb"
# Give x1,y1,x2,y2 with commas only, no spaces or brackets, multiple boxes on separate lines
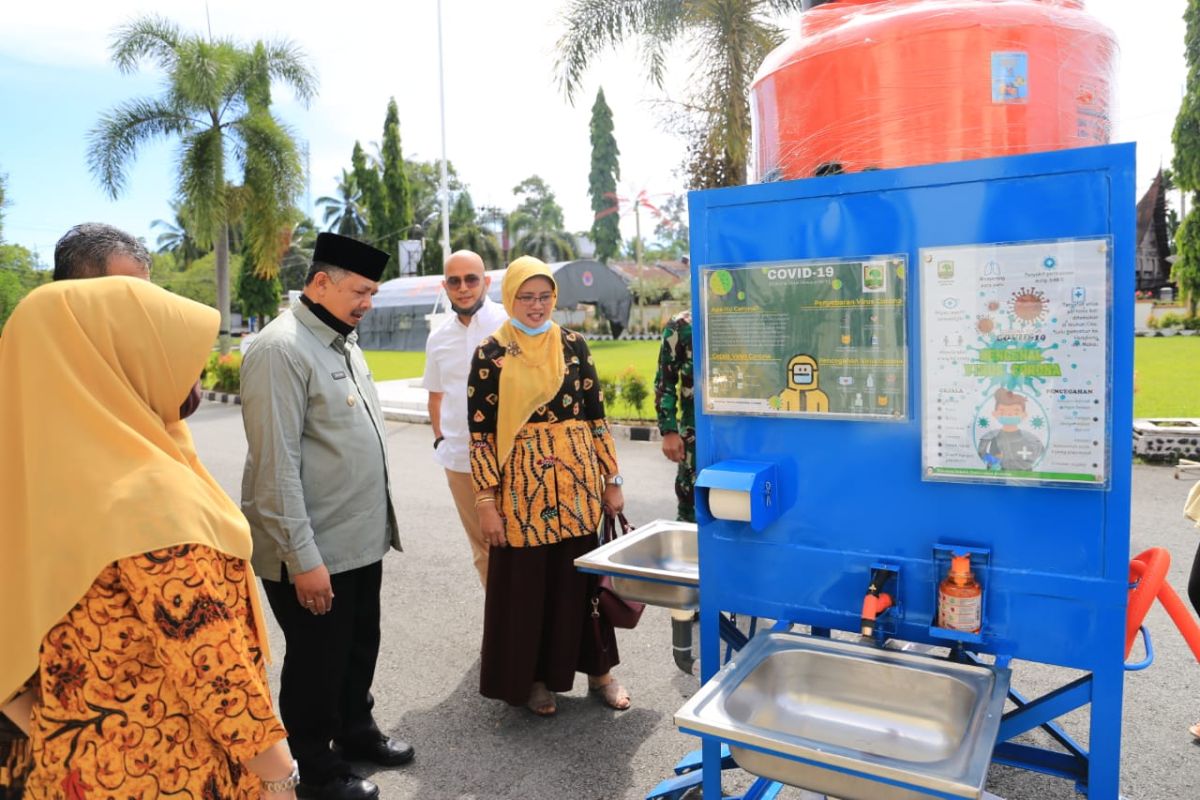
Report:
1133,329,1198,337
207,393,660,440
204,391,241,405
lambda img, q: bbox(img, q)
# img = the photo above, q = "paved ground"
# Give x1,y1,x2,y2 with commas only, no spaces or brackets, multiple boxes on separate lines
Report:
190,401,1198,799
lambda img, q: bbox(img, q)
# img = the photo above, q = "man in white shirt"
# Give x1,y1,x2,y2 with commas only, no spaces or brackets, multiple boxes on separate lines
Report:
421,250,509,587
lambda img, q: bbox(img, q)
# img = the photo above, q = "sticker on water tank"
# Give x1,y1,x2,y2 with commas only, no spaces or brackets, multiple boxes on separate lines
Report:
991,52,1028,104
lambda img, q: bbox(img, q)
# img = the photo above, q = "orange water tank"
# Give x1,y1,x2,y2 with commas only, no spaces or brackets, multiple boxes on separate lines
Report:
750,0,1117,181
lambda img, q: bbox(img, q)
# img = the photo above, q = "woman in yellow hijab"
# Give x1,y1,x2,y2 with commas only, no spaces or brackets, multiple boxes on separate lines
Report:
467,257,631,717
0,278,299,798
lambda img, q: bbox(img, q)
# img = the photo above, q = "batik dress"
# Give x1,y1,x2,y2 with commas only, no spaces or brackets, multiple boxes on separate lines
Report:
468,329,622,704
22,545,285,800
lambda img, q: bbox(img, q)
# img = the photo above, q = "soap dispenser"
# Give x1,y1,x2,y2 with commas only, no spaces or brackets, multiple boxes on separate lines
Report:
937,552,982,633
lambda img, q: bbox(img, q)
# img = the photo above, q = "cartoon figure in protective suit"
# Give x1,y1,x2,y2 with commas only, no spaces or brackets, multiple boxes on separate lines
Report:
777,354,829,412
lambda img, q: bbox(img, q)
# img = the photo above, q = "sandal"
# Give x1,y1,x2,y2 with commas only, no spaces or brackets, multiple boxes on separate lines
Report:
589,678,631,711
526,683,556,717
1190,721,1200,740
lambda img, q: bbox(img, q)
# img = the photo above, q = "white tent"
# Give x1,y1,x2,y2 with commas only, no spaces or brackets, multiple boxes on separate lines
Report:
355,260,633,351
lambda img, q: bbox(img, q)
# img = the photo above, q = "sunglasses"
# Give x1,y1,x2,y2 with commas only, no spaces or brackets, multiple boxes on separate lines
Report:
445,274,482,288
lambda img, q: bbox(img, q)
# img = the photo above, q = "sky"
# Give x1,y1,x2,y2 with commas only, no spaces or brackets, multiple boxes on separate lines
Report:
0,0,1189,262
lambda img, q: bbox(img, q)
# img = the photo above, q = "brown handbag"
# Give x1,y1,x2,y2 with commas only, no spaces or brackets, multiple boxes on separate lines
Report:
590,512,645,629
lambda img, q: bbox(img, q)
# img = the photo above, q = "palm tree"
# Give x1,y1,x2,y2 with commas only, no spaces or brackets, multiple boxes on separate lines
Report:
555,0,804,188
317,170,368,238
151,201,205,266
507,208,577,263
88,15,316,353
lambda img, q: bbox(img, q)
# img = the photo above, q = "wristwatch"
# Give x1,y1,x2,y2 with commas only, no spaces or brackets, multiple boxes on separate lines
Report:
433,436,444,450
261,760,300,793
606,474,624,487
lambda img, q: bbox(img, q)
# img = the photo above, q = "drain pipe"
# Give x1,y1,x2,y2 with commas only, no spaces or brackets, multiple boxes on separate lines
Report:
671,609,696,674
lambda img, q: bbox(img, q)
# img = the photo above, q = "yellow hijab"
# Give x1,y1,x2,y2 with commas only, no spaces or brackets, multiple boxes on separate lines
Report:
492,257,565,467
0,277,262,705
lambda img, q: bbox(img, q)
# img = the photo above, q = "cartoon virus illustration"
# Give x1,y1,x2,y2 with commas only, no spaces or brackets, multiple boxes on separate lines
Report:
1030,416,1045,429
1009,286,1049,326
977,317,995,335
978,417,990,428
987,300,1001,312
709,270,734,296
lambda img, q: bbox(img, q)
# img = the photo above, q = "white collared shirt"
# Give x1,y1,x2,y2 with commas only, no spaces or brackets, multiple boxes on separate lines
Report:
421,297,510,472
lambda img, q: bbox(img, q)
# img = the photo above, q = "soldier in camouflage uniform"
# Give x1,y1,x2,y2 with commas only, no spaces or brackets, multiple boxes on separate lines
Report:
654,310,696,522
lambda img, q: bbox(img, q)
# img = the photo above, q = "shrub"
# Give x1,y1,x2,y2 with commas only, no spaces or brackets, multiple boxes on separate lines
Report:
1156,312,1186,329
620,366,649,417
207,352,242,393
1184,316,1200,330
599,374,619,407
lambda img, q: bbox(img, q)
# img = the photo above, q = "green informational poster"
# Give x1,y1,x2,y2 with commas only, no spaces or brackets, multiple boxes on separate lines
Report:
701,256,908,420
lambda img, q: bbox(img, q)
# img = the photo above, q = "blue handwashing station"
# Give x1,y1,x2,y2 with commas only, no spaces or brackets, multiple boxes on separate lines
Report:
577,143,1137,799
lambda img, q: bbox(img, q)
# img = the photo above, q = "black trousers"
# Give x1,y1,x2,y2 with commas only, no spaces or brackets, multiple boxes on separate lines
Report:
263,560,384,784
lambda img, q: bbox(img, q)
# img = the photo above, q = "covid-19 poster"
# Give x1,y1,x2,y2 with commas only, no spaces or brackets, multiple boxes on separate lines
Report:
701,256,908,420
919,238,1110,487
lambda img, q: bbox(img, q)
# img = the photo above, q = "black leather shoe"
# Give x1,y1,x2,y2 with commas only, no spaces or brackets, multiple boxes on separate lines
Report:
296,774,379,800
337,735,415,767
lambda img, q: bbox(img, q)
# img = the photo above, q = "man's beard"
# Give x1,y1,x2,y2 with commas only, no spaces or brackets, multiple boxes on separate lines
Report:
451,296,486,317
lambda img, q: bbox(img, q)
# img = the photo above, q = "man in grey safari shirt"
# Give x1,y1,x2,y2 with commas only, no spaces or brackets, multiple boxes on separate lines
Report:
241,233,409,800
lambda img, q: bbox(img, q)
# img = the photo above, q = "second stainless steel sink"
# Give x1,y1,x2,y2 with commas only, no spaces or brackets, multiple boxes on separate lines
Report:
574,519,699,610
675,631,1010,799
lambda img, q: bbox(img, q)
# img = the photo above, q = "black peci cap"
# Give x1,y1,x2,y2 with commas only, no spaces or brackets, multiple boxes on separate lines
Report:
312,233,390,282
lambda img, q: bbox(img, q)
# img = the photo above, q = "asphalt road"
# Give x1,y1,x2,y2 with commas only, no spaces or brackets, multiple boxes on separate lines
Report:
189,401,1199,799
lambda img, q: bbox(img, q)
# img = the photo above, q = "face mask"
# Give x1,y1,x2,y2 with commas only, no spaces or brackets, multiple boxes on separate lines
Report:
997,415,1023,426
179,382,202,420
510,317,553,335
451,296,486,317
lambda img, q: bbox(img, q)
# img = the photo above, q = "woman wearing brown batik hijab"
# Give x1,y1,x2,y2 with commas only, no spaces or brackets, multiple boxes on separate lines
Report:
468,257,631,717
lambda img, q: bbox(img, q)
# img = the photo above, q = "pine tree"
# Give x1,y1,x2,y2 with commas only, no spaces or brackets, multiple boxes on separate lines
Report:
588,88,621,263
351,141,385,244
379,98,412,280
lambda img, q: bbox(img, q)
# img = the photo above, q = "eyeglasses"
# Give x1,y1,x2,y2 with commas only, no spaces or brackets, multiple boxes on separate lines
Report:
515,293,554,306
445,274,481,288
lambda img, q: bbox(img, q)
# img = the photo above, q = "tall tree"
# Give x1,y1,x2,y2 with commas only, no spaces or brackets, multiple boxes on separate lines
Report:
351,141,384,242
378,98,413,279
317,169,368,237
556,0,803,189
1173,0,1200,316
508,175,577,262
1174,196,1200,317
588,88,621,263
89,15,315,352
653,193,690,259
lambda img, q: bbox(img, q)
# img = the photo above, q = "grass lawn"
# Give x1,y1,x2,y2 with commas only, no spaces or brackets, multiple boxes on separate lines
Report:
364,338,664,421
361,350,428,382
1135,337,1200,418
365,335,1198,423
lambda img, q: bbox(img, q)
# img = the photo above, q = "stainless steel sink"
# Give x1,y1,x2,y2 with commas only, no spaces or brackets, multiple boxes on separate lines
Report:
574,519,699,610
675,631,1010,799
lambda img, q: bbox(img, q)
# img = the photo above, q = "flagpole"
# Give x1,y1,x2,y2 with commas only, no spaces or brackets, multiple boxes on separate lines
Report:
436,0,451,266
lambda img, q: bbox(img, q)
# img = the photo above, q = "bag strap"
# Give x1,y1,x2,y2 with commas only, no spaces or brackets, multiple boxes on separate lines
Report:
601,510,633,544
